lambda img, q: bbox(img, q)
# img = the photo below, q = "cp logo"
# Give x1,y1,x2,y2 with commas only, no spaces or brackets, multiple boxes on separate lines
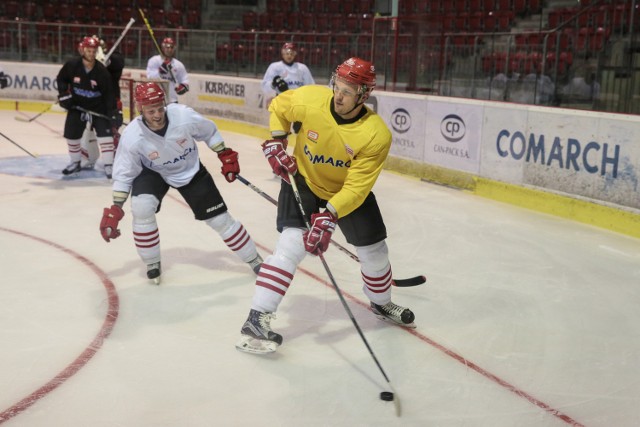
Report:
391,108,411,134
440,114,465,143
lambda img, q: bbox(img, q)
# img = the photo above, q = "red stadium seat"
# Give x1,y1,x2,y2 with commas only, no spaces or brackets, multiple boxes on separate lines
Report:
242,11,257,29
186,10,200,27
166,10,182,27
171,0,186,12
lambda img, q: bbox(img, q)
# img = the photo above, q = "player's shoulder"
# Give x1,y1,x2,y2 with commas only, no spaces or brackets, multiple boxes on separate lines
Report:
167,103,200,122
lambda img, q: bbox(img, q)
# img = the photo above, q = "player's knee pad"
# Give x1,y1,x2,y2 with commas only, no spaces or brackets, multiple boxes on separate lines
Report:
205,211,235,234
270,227,307,267
131,194,160,224
356,240,390,272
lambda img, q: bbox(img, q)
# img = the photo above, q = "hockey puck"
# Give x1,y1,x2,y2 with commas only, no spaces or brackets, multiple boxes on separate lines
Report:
380,391,394,401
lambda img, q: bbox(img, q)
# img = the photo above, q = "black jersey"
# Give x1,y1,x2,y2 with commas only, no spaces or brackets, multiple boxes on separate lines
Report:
106,51,125,100
56,57,115,115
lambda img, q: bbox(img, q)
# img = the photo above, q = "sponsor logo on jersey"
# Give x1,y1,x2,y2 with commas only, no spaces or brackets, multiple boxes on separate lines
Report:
73,77,81,84
90,79,97,88
304,145,351,168
162,147,194,165
307,130,318,142
149,151,159,160
177,138,187,147
345,144,354,158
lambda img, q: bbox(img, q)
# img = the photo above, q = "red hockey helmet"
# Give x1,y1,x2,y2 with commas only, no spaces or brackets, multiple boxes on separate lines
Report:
80,36,99,49
282,42,296,52
162,37,175,47
334,57,376,93
135,82,165,107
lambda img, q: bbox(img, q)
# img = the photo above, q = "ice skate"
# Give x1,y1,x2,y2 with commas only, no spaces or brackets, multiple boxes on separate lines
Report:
247,254,263,274
62,161,81,175
371,301,416,328
147,262,161,285
236,309,283,354
80,161,95,170
104,164,113,179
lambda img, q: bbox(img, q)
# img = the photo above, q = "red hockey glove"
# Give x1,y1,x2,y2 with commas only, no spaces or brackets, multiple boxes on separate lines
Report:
262,139,297,184
100,205,125,242
175,83,189,95
159,59,172,75
217,148,240,183
303,211,337,256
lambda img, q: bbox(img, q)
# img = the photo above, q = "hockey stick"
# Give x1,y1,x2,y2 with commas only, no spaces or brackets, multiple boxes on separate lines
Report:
138,8,178,84
0,131,38,158
73,106,112,120
103,17,135,63
288,172,401,417
235,174,426,287
15,102,57,123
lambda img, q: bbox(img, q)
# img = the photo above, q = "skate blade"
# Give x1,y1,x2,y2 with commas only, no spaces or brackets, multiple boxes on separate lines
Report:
150,277,161,285
374,314,417,329
235,336,278,354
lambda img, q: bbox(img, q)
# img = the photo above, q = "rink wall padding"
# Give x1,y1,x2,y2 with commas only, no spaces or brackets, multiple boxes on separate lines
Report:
0,60,638,239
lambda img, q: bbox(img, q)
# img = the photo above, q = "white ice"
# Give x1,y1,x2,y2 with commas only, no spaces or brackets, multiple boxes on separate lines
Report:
0,109,639,427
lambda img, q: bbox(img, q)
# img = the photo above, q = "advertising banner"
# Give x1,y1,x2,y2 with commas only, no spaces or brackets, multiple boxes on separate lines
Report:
424,97,483,174
376,92,427,162
482,105,640,209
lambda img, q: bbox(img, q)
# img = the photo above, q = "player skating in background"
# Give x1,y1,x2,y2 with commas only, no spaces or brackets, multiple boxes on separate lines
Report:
57,36,117,178
146,37,189,103
261,42,314,134
0,65,8,89
78,36,125,171
237,57,415,354
99,82,263,284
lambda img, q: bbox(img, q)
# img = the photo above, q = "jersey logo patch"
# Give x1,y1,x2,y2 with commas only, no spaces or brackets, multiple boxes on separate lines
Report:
307,130,318,142
345,144,354,158
177,138,187,147
149,151,159,160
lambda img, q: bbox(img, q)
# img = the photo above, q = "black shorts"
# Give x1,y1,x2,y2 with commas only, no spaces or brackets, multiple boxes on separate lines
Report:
63,109,113,140
132,162,228,220
276,175,387,247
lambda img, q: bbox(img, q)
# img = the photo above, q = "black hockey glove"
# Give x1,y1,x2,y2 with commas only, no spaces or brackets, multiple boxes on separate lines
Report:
272,75,289,93
58,92,74,110
0,72,7,89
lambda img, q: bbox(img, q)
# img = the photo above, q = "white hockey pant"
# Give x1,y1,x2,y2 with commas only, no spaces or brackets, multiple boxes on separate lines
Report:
251,227,306,313
131,194,161,265
357,240,393,305
205,212,258,263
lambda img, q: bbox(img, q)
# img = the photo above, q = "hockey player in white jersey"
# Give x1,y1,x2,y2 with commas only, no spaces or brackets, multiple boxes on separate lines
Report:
146,37,189,104
99,82,263,284
261,42,314,134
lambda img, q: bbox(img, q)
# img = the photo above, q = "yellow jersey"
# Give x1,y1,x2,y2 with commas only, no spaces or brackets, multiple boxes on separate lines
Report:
269,85,392,218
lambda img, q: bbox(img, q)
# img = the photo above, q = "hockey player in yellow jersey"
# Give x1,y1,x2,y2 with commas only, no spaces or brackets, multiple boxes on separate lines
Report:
236,57,416,354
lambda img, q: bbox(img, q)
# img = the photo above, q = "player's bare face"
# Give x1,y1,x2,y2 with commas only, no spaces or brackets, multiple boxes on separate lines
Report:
281,49,296,64
82,47,97,63
141,103,167,131
162,44,175,58
333,79,362,119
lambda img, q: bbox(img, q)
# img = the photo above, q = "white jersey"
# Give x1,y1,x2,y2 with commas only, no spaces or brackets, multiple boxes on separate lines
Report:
112,103,224,194
146,55,189,103
261,61,315,99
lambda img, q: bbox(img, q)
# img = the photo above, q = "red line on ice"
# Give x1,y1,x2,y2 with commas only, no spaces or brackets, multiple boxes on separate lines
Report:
0,227,119,424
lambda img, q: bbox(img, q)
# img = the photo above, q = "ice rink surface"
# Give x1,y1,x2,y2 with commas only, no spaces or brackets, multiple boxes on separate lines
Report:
0,108,639,427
